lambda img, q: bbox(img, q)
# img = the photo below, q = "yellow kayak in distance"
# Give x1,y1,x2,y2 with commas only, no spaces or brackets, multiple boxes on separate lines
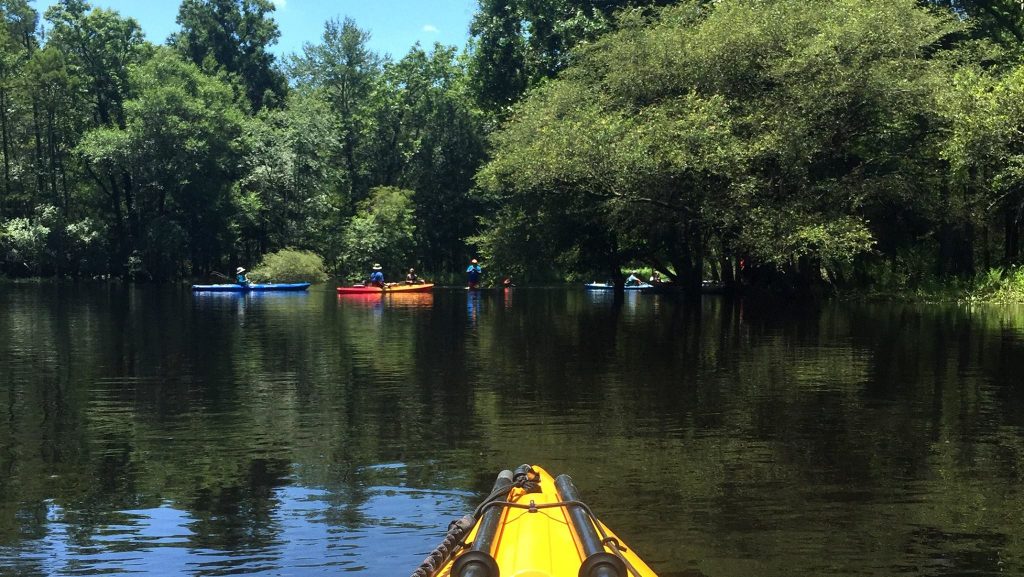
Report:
412,465,660,577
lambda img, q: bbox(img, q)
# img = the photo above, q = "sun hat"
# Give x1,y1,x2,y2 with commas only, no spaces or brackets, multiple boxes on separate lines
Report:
471,259,478,264
372,263,382,270
236,267,245,273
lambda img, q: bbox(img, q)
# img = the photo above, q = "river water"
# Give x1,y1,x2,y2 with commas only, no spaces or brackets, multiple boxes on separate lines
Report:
0,284,1021,577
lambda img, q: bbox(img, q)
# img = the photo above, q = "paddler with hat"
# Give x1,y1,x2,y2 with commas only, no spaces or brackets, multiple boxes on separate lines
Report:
369,263,385,287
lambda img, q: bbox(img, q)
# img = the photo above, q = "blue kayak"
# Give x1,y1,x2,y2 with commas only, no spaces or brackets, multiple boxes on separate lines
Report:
191,283,311,292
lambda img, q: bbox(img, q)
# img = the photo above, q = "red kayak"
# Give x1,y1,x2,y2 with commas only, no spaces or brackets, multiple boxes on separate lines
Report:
336,282,434,294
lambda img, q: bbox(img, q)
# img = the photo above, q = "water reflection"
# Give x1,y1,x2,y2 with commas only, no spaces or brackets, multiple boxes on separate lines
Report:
466,290,481,326
6,481,468,576
0,286,1023,576
336,292,434,310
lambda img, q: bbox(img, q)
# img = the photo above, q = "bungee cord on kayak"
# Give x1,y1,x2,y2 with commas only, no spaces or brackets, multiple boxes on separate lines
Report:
410,467,528,577
412,465,657,577
409,515,476,577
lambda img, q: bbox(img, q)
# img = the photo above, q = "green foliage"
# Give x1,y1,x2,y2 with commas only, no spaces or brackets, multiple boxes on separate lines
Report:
289,17,380,209
232,90,348,269
925,0,1024,58
44,0,149,127
941,64,1024,272
3,0,1024,297
63,216,107,275
0,204,107,276
742,213,877,267
288,26,485,277
247,248,327,283
172,0,287,111
861,265,1024,303
0,214,48,273
467,0,680,115
966,266,1024,302
77,47,247,279
476,0,959,289
381,44,487,274
338,186,417,281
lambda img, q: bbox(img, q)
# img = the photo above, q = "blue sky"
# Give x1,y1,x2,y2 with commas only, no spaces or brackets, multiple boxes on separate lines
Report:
35,0,478,59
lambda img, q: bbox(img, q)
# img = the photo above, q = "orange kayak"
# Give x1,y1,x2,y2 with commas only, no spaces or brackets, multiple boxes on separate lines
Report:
336,283,434,294
412,465,659,577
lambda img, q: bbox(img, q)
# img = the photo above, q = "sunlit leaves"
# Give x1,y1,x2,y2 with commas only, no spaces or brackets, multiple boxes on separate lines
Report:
77,48,247,278
477,0,959,284
339,186,418,280
173,0,286,111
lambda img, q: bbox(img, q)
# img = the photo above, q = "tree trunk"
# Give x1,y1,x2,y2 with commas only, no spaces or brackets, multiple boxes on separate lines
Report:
938,222,975,278
0,89,11,215
47,110,64,276
107,174,129,277
720,256,734,285
47,110,59,207
981,222,990,272
31,100,46,199
1005,207,1020,266
960,221,976,278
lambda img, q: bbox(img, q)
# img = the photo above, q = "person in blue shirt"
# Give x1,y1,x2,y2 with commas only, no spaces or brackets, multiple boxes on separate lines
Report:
369,263,385,287
466,258,482,288
235,267,249,286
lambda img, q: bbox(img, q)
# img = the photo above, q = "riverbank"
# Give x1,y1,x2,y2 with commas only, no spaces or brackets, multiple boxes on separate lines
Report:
7,270,1024,305
849,267,1024,304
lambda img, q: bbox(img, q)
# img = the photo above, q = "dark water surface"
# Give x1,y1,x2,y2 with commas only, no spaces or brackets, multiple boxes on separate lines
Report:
1,284,1022,577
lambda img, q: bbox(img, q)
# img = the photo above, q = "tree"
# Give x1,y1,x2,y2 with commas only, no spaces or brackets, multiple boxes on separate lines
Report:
287,27,486,277
21,47,80,215
942,64,1024,268
77,48,246,279
289,17,382,212
232,95,346,263
172,0,287,112
45,0,146,129
476,0,956,290
468,0,682,116
374,44,486,275
0,0,38,215
43,0,149,275
925,1,1024,50
339,186,417,279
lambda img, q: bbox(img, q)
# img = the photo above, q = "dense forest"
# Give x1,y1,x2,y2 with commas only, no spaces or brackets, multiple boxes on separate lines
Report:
2,0,1024,292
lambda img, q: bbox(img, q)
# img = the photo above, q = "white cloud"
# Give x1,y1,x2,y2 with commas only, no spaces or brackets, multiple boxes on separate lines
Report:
422,24,439,33
271,0,286,9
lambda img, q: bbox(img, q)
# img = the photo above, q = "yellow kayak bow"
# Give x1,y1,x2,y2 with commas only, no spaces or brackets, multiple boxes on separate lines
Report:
412,465,660,577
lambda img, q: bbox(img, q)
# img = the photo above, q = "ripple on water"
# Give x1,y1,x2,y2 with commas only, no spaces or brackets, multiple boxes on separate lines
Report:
2,478,473,577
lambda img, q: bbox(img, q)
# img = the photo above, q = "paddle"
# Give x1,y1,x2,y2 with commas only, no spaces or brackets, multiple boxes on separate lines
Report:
213,270,250,286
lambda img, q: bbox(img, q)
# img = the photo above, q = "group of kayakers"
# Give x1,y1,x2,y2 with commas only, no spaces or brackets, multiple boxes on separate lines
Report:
232,258,513,288
624,270,663,287
361,258,499,288
366,263,426,288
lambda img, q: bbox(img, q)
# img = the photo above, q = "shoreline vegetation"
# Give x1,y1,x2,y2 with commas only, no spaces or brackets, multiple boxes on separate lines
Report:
849,267,1024,305
3,1,1024,295
6,267,1024,306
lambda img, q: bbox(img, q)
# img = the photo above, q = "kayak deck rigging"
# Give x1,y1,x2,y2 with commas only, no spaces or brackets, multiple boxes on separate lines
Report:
412,464,659,577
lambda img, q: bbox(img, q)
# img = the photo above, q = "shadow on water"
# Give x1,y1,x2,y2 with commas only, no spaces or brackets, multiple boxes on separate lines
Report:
0,284,1023,576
